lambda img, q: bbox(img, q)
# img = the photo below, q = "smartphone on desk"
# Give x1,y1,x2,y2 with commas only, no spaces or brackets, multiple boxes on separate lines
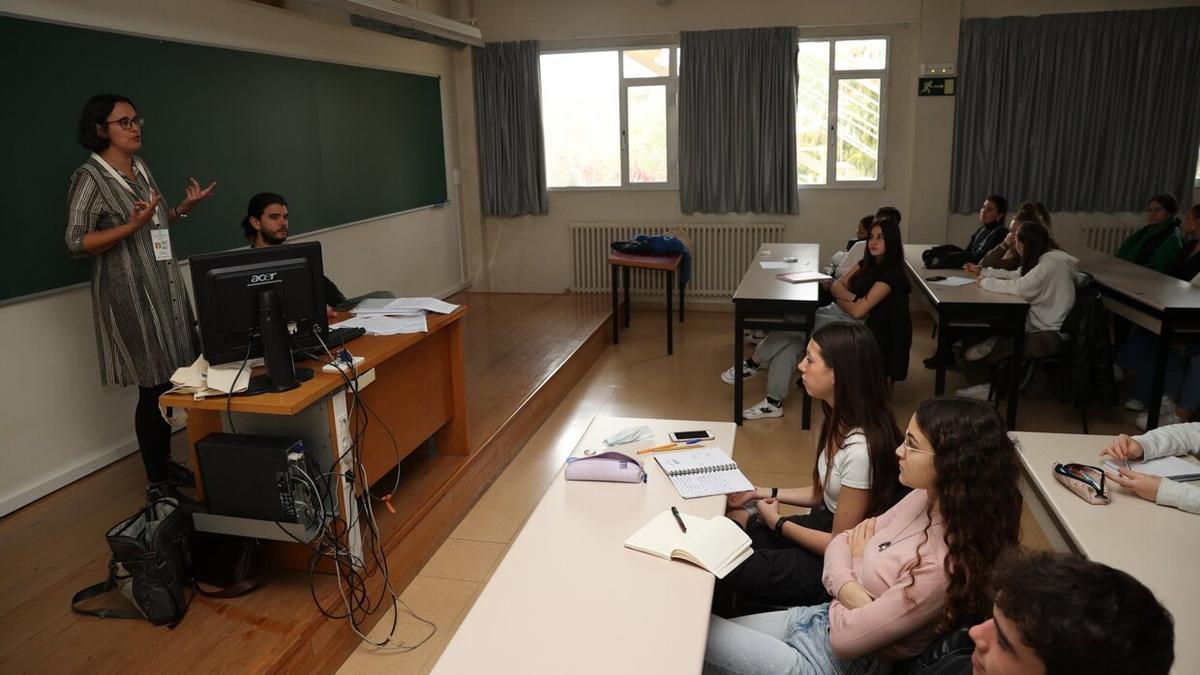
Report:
669,430,714,443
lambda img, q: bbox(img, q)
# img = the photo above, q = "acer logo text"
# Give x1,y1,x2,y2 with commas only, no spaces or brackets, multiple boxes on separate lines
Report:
250,273,278,283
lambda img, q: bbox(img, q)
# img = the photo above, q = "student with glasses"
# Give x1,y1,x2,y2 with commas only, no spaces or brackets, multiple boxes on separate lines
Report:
65,94,216,494
704,397,1022,674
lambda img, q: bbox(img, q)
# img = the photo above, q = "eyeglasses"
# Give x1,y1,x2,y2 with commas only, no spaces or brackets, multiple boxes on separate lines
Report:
901,441,935,456
104,116,145,131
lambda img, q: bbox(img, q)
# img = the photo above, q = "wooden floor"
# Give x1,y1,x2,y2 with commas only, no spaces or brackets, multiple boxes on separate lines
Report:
0,291,611,674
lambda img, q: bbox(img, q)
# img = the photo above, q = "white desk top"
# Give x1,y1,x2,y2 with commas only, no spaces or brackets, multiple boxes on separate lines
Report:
1014,431,1200,673
432,416,738,675
1071,247,1200,313
732,243,821,303
904,244,1028,307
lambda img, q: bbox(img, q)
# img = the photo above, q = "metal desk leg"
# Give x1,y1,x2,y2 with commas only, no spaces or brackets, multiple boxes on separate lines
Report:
666,270,674,355
735,307,745,425
679,275,685,322
623,267,631,327
611,264,619,345
1147,323,1172,430
1007,327,1024,429
934,315,951,395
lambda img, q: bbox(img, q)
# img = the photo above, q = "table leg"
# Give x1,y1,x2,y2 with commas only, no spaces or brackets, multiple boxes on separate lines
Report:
1147,323,1172,430
623,267,631,327
666,270,674,356
611,264,619,345
934,315,950,395
735,307,744,425
679,275,685,323
1006,325,1024,429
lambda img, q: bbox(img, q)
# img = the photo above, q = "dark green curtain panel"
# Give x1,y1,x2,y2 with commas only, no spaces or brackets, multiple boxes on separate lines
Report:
679,27,799,215
474,40,548,216
950,6,1200,213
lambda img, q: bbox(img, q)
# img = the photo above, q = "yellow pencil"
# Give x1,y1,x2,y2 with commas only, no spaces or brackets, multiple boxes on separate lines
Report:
637,443,707,455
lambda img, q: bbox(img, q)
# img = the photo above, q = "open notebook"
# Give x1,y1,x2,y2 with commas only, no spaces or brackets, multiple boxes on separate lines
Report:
654,448,753,499
1103,456,1200,481
624,510,752,579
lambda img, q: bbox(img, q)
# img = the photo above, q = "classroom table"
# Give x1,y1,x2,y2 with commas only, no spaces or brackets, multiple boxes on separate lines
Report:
431,416,737,675
609,250,684,355
1073,247,1200,429
904,244,1029,428
731,243,819,427
1014,431,1200,674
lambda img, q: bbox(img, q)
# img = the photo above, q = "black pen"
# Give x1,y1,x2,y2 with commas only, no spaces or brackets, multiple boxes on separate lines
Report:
671,506,687,533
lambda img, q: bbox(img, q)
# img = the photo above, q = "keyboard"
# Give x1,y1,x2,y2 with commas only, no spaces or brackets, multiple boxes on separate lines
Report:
291,326,366,357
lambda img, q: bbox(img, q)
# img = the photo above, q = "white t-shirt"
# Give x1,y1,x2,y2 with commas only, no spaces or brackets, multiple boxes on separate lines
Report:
816,428,872,513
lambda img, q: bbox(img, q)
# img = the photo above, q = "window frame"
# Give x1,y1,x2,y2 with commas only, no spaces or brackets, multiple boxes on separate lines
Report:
540,44,678,191
797,36,890,190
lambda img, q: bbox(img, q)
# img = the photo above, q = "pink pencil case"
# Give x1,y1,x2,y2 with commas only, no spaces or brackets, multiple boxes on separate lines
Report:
1053,463,1110,505
565,450,646,483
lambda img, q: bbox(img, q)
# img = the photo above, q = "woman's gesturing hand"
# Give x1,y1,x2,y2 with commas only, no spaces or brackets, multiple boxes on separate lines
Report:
178,177,217,215
129,192,162,230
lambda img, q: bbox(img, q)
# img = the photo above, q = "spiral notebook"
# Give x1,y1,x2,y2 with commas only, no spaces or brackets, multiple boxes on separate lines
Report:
654,448,753,499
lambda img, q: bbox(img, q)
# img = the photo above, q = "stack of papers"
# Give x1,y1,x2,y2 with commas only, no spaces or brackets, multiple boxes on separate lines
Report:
343,297,460,335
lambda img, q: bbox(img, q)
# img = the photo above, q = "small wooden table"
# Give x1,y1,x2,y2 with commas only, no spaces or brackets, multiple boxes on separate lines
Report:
608,250,684,355
1073,247,1200,429
432,416,736,674
905,244,1029,429
1015,431,1200,673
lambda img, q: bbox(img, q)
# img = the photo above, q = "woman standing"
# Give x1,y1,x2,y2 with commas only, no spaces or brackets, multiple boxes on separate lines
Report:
704,397,1022,674
65,94,216,488
716,322,905,615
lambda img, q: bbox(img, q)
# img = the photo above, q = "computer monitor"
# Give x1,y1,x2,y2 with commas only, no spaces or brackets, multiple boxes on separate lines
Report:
189,242,327,392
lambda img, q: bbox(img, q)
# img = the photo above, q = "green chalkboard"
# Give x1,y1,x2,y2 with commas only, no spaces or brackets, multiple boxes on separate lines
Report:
0,15,447,302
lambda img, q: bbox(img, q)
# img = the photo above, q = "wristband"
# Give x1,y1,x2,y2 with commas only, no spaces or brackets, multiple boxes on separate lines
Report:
774,517,786,537
771,487,778,499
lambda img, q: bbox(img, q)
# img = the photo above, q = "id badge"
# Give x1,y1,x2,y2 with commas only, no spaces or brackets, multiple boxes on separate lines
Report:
151,228,173,261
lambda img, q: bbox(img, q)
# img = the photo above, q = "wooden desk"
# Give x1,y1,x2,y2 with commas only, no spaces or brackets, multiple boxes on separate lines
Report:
731,243,819,427
905,244,1029,428
609,250,684,355
432,416,736,675
161,307,469,563
1014,431,1200,674
1073,248,1200,429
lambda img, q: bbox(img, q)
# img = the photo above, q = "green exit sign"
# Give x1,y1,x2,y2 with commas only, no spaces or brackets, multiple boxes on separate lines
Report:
918,77,956,96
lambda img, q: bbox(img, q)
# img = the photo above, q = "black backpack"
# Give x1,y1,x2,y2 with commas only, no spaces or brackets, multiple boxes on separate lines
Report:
922,244,968,270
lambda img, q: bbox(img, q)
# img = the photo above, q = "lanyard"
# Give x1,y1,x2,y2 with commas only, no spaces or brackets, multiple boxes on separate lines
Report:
91,153,162,227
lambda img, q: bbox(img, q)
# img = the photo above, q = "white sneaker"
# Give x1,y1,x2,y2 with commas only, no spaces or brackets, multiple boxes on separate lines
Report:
1124,398,1146,412
721,361,761,385
747,330,767,345
1136,397,1181,430
743,398,783,420
956,383,992,400
964,337,999,362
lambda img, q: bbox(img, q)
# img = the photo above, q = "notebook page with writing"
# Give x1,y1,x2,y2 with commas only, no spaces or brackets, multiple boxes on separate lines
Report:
654,448,753,498
1103,456,1200,481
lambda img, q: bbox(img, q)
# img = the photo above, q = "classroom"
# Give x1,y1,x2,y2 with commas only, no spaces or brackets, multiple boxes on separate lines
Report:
1,0,1198,673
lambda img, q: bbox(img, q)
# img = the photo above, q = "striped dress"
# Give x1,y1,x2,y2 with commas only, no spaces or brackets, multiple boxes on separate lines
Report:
65,156,198,387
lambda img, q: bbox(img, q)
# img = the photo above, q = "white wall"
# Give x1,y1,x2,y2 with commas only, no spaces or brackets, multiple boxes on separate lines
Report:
470,0,1199,294
0,0,471,515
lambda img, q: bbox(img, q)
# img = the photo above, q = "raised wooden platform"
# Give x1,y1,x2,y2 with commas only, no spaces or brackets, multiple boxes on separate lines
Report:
0,291,611,674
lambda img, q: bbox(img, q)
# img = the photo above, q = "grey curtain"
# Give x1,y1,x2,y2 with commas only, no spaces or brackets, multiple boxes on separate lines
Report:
474,41,548,216
950,7,1200,213
679,27,799,214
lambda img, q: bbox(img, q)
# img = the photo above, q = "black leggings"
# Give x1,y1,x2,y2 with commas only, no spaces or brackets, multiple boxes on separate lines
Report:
135,382,174,483
712,506,836,618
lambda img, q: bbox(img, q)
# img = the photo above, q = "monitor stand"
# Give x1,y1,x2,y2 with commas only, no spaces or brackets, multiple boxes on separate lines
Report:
257,288,308,393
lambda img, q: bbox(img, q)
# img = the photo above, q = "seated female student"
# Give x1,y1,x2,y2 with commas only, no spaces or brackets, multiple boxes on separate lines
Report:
725,217,909,420
704,397,1023,674
964,195,1009,264
1116,193,1183,273
959,222,1077,370
714,322,905,615
966,200,1051,273
1122,204,1200,426
1101,422,1200,515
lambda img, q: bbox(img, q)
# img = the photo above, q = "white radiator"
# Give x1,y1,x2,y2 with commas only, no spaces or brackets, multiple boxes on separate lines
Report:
569,222,786,298
1079,224,1138,255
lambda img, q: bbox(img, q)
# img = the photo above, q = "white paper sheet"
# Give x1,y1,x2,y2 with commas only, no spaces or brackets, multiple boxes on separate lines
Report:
334,314,428,335
759,261,790,269
928,276,976,287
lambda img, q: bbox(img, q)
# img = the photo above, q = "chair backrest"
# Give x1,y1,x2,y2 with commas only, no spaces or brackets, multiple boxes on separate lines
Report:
1062,275,1117,405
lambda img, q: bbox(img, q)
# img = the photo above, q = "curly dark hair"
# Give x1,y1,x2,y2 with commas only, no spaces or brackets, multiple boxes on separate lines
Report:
808,321,907,517
911,397,1022,632
241,192,287,242
995,550,1174,675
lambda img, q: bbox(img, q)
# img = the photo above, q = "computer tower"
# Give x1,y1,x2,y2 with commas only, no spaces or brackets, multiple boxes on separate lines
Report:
195,432,320,524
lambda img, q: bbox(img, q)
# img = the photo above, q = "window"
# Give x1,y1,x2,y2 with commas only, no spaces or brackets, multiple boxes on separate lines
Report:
797,38,888,187
541,47,677,189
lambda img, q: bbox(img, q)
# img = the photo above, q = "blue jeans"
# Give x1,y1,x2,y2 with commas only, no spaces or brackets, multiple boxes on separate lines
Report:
1121,329,1200,411
704,604,890,675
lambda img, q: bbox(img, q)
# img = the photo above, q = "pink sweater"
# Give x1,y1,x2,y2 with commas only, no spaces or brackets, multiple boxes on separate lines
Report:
821,489,950,660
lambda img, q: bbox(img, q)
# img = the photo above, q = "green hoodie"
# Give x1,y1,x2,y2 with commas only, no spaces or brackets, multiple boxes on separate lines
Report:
1116,217,1182,273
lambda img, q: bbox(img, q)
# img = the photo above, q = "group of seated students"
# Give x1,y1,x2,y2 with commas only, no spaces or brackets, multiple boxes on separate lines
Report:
703,323,1185,673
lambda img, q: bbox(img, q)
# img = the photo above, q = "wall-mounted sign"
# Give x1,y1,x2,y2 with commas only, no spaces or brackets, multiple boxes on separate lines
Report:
918,77,956,97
